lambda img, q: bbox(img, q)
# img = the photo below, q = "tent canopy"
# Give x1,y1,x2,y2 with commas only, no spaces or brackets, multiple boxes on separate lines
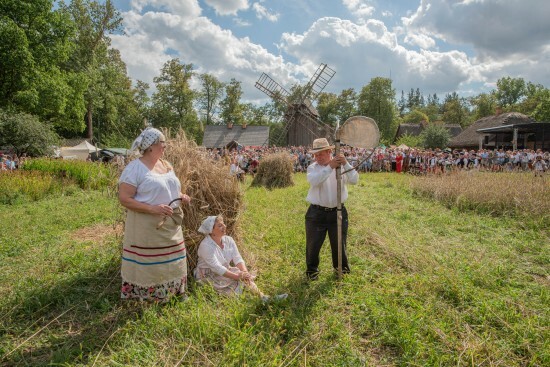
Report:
60,140,98,160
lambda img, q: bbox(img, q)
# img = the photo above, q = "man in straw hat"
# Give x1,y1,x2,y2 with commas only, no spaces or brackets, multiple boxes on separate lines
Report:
305,138,359,280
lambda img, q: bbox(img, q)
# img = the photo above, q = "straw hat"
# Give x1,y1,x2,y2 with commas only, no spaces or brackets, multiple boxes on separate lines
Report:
309,138,334,154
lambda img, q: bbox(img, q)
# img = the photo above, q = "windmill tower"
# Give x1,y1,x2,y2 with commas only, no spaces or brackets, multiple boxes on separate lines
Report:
255,63,336,146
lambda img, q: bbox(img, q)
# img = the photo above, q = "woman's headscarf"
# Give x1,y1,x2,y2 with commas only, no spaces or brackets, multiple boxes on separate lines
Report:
198,216,218,235
131,127,165,153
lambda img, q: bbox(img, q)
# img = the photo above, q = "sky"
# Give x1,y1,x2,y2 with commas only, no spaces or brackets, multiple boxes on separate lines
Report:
109,0,550,104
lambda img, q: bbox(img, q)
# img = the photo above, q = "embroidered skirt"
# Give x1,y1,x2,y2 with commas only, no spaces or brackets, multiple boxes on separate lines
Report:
121,208,187,302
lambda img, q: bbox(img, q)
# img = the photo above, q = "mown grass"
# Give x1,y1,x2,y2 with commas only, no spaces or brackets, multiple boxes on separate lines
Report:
1,173,548,366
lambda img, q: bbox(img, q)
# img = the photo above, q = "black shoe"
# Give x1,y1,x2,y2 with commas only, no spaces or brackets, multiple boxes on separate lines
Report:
306,272,319,281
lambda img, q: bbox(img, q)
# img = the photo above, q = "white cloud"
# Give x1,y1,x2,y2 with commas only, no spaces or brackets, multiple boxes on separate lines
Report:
342,0,375,19
233,17,252,27
381,10,392,17
252,2,279,22
281,17,476,94
203,0,249,16
112,5,300,100
130,0,202,16
404,33,435,49
403,0,550,59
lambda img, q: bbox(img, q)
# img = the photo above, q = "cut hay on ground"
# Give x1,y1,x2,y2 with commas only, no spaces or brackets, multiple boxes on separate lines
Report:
251,152,294,189
162,130,244,269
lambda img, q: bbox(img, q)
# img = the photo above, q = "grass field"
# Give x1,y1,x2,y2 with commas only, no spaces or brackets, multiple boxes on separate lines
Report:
0,173,548,366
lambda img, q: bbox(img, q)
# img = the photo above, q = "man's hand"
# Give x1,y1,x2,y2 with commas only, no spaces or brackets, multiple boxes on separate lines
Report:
329,154,348,168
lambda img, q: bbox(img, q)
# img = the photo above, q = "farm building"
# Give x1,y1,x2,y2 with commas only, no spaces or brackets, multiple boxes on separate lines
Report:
448,112,549,150
202,124,270,148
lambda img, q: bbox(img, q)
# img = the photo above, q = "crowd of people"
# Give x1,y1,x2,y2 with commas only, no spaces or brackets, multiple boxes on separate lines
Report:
205,145,549,177
0,153,25,171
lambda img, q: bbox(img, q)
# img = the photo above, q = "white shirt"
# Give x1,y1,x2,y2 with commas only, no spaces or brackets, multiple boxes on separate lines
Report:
118,159,181,205
195,235,244,276
306,161,358,208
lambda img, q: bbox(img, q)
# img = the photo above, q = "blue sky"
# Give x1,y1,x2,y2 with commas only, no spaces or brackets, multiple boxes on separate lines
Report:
109,0,550,103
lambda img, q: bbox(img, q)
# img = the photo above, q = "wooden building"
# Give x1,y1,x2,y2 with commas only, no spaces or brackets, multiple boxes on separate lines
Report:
448,112,543,150
202,125,270,148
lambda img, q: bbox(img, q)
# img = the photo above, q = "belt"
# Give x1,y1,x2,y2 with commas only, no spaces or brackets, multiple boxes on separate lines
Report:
311,204,343,211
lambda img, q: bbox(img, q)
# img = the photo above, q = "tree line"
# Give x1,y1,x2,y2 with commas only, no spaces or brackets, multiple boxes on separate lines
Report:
1,0,549,155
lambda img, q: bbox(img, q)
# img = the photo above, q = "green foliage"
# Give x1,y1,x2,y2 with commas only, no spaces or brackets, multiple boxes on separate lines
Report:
220,78,245,126
151,59,199,139
395,133,423,148
357,77,398,142
0,170,74,204
22,158,117,190
421,123,450,149
403,109,429,124
495,76,526,107
442,92,470,127
0,110,59,156
470,92,496,120
197,73,225,126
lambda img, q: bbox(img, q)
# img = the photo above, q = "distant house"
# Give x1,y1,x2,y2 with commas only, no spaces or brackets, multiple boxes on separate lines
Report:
202,124,270,149
394,123,463,141
448,112,544,150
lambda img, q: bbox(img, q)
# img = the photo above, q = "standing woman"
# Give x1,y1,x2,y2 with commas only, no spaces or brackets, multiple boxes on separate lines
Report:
118,128,191,302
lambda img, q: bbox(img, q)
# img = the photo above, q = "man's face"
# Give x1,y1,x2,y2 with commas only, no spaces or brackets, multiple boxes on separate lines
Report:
314,149,332,166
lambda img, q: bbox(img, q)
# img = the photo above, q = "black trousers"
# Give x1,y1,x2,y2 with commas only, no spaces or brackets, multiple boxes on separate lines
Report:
305,204,350,276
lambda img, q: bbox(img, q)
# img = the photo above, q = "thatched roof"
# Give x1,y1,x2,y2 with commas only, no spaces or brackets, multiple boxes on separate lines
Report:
202,125,270,148
448,112,534,148
395,123,463,140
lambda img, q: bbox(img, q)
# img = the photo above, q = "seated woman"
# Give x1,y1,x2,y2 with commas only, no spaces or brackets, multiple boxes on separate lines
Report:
194,215,286,302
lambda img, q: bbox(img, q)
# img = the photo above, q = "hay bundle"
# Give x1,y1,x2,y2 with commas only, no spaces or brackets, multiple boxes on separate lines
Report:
251,152,294,189
162,129,244,269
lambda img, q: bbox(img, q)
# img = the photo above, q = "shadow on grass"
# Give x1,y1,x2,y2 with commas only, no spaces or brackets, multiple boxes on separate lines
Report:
239,272,335,346
0,260,145,366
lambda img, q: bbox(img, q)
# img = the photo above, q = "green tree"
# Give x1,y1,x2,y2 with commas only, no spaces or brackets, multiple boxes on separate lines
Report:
0,0,86,134
470,93,496,120
64,0,123,139
421,123,450,149
395,133,423,148
357,77,398,141
495,76,526,108
150,59,199,138
403,109,429,124
316,92,339,126
336,88,357,124
220,78,244,126
197,73,225,128
442,92,470,127
530,88,550,122
0,110,59,156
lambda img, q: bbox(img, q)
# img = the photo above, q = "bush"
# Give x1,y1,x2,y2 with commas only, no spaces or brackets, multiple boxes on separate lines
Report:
0,110,59,157
421,123,450,149
395,133,423,148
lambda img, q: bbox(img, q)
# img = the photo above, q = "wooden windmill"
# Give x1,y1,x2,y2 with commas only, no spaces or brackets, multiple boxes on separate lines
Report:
255,63,336,146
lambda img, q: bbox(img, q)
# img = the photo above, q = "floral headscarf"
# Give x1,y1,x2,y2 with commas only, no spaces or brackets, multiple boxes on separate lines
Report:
131,127,165,153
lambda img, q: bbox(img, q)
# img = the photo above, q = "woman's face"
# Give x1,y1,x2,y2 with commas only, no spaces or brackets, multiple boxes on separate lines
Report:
211,218,226,237
148,139,166,156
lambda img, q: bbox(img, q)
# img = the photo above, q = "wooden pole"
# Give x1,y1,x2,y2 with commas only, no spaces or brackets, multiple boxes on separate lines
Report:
335,129,343,280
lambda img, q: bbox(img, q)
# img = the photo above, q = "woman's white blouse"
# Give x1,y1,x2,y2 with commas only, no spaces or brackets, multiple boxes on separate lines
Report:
118,159,181,205
196,235,244,276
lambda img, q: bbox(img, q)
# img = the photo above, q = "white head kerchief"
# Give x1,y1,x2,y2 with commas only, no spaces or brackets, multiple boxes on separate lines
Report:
198,216,218,235
131,127,164,153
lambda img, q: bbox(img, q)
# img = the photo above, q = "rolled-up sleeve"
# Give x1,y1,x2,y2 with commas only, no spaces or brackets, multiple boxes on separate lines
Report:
342,162,359,185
